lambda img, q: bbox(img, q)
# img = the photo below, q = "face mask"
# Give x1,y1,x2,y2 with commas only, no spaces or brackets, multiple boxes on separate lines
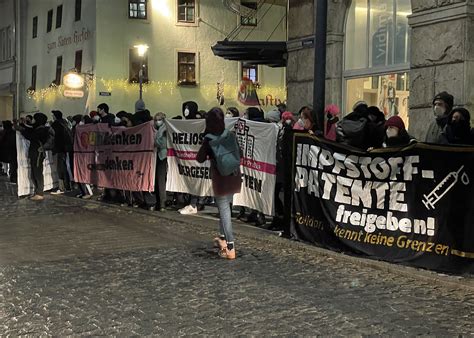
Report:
184,108,190,117
72,121,76,127
79,121,85,126
285,119,292,125
155,120,164,127
386,128,398,138
433,105,446,117
225,113,233,118
93,116,100,122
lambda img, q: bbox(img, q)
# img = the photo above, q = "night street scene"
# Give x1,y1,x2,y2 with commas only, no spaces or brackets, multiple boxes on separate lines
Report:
0,0,473,335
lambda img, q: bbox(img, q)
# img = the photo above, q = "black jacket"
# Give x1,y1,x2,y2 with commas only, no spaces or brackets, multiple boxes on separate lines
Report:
21,125,54,158
51,119,73,152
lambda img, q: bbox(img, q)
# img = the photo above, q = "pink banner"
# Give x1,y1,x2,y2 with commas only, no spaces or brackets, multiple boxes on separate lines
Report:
73,121,156,191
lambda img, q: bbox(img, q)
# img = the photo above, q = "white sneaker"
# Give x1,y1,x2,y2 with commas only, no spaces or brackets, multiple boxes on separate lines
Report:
50,189,64,195
179,205,197,215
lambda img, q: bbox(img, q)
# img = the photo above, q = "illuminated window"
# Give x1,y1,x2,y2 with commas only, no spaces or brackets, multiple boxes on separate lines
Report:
241,1,257,26
177,0,195,23
129,0,147,19
241,63,258,83
129,48,149,83
177,52,196,86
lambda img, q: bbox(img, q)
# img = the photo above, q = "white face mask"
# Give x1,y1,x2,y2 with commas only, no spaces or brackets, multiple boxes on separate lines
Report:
433,105,446,117
79,121,85,126
184,108,190,117
155,120,164,127
225,113,233,118
386,128,398,138
93,116,100,122
285,119,292,125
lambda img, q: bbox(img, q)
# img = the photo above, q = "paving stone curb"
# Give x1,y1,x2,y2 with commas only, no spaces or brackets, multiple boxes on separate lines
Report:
53,194,474,292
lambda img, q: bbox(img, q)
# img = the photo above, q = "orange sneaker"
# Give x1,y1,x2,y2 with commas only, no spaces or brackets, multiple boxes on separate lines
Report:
213,237,226,250
218,247,236,260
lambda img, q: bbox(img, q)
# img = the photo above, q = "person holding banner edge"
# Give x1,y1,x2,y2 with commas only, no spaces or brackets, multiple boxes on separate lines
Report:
197,107,242,260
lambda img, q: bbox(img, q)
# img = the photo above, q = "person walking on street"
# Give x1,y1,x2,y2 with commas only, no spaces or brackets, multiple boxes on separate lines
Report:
197,107,241,259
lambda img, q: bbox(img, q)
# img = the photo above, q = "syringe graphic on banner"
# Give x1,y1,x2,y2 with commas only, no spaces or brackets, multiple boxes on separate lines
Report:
423,165,470,210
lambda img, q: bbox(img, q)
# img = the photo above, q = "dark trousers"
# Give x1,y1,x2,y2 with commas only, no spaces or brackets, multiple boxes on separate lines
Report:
56,152,71,190
30,152,45,196
155,158,167,209
8,160,17,183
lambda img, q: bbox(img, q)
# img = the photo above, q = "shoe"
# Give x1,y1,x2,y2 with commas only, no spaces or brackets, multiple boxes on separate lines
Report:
197,204,205,211
30,195,44,201
50,189,64,195
148,206,155,211
255,213,266,226
218,247,236,260
75,193,83,198
245,212,258,223
82,194,92,200
236,208,246,220
132,203,140,208
179,205,197,215
213,237,226,250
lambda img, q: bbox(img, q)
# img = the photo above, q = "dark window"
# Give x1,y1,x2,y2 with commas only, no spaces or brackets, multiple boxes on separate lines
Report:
129,0,147,19
177,0,195,23
31,65,37,91
32,16,38,38
241,62,258,82
75,0,82,21
129,48,149,83
75,50,83,73
47,9,53,32
241,1,257,26
54,56,63,85
177,52,196,85
56,5,62,28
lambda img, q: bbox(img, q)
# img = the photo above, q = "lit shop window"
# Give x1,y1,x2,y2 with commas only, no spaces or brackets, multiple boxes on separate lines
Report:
177,52,197,86
241,1,257,26
177,0,195,23
129,48,149,83
241,62,258,83
129,0,147,19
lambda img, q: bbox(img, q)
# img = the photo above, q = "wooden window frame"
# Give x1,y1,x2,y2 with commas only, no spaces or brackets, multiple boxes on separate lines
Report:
177,51,197,86
129,0,148,20
129,48,149,83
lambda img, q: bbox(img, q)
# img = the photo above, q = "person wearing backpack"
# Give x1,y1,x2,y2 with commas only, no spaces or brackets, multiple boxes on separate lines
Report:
51,110,73,194
196,107,241,259
19,112,55,201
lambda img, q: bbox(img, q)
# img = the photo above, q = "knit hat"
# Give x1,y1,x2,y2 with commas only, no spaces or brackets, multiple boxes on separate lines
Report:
266,108,281,123
385,116,405,130
281,111,294,122
52,110,63,120
433,91,454,112
324,104,340,117
352,100,368,111
135,99,146,113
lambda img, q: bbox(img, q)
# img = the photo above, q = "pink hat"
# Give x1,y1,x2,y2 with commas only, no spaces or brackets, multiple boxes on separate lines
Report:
385,116,405,130
324,104,340,117
281,111,294,121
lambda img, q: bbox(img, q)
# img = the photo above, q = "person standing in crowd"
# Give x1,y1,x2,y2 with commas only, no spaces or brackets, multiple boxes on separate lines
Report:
0,121,17,183
324,104,340,141
265,107,281,124
50,110,73,194
197,107,241,259
154,112,168,212
226,107,240,118
89,110,100,123
382,116,416,148
19,113,54,201
438,107,474,145
425,91,454,143
293,107,315,133
97,103,115,125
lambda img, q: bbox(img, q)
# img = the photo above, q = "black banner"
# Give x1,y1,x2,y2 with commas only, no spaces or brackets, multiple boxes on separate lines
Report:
292,134,474,274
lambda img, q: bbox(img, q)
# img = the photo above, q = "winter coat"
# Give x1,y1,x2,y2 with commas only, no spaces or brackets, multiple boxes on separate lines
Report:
384,129,416,148
51,119,73,153
424,115,449,143
21,125,54,159
0,128,17,163
154,123,168,161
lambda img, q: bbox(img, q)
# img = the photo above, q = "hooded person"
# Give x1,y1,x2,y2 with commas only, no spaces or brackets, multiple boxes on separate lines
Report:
425,91,454,143
246,107,266,122
439,107,474,145
182,101,199,120
265,107,281,123
324,104,340,141
51,110,73,193
135,99,146,113
383,116,416,147
0,120,17,183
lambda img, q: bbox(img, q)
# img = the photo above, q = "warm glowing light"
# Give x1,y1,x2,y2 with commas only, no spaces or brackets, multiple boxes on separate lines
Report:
134,44,149,57
63,72,85,89
151,0,171,18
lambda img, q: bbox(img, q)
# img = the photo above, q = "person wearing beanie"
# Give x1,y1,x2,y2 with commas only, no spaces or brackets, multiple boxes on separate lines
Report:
51,110,73,194
383,116,416,148
324,104,340,141
265,107,281,123
135,99,146,113
425,91,454,143
439,107,474,145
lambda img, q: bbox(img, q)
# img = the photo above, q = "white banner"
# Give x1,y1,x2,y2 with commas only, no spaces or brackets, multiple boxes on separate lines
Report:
165,118,278,215
16,132,58,197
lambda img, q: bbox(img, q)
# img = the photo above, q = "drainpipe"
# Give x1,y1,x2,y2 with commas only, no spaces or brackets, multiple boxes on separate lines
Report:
13,0,21,120
312,0,327,132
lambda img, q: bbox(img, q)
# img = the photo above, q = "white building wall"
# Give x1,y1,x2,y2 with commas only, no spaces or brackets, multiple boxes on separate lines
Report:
0,0,15,121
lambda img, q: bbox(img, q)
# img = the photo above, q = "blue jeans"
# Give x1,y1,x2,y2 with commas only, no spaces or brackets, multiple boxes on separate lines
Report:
215,194,234,243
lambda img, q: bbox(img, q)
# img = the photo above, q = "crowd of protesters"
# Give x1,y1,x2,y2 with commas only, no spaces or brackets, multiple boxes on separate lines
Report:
1,91,473,259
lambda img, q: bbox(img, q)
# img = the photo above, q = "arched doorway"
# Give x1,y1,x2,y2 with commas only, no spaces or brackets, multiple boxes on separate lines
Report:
343,0,411,125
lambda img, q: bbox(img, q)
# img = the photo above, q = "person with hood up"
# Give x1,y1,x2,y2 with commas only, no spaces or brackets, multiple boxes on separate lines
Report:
0,120,17,183
50,110,73,194
19,112,55,201
383,116,416,148
438,107,474,145
425,91,454,143
196,107,241,259
245,107,266,122
182,101,199,120
324,104,340,141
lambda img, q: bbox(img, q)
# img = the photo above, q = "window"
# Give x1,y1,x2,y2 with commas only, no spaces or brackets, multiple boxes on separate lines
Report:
241,62,258,83
47,9,53,32
177,0,195,23
54,56,63,85
32,16,38,38
129,0,147,19
129,48,149,83
0,26,13,62
56,5,62,28
240,1,257,26
177,52,196,85
31,65,37,91
75,50,83,73
75,0,82,21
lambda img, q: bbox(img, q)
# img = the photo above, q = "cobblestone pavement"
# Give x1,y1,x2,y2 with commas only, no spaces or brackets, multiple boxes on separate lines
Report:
1,181,473,335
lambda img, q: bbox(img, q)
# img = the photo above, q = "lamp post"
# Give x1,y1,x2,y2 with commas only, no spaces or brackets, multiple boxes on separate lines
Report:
134,44,149,100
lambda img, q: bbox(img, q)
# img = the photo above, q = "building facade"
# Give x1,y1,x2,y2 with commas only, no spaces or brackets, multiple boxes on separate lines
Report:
0,0,16,122
14,0,286,119
287,0,474,139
